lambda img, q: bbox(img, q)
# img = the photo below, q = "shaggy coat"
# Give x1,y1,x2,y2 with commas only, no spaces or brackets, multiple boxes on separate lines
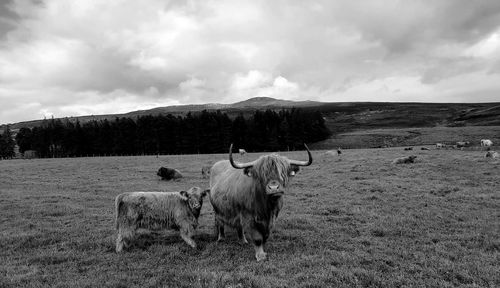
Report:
157,167,183,180
392,155,417,164
115,187,208,252
210,146,312,261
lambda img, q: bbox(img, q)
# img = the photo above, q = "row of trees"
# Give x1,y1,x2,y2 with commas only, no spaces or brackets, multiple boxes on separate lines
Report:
0,126,15,159
13,109,330,158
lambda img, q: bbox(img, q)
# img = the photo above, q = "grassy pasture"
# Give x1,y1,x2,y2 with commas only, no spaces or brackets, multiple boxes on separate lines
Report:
314,125,500,149
1,148,499,287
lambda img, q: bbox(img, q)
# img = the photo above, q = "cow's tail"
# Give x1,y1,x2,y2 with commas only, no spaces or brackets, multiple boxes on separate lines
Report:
115,194,125,230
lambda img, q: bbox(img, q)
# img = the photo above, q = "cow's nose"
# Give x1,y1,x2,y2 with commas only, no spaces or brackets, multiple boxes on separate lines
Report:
267,180,281,190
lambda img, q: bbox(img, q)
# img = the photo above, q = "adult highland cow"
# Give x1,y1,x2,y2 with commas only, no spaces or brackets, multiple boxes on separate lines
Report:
209,144,312,261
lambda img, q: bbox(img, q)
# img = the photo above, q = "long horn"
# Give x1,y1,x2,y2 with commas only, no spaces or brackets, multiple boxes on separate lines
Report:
229,143,256,169
289,143,313,166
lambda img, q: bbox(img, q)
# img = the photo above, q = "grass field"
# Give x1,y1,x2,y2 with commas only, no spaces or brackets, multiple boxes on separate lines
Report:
313,125,500,149
1,147,499,287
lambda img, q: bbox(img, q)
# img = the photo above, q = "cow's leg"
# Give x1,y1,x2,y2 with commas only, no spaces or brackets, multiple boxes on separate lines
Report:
116,226,135,252
237,226,248,244
215,216,225,242
180,224,197,248
116,232,124,253
253,239,267,262
247,225,267,261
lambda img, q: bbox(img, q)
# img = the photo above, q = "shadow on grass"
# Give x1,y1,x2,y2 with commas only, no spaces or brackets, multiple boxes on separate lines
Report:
120,232,215,252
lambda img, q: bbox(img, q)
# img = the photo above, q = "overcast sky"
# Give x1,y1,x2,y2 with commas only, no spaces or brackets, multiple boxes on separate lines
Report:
1,0,500,124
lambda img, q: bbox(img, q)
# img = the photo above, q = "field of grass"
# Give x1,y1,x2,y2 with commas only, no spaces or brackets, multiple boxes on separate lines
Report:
313,125,500,149
1,148,499,287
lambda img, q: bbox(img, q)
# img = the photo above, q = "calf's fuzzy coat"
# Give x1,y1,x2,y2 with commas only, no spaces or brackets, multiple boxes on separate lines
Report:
115,186,208,252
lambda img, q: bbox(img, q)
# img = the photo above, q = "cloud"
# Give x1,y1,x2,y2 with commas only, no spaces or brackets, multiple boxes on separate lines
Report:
1,0,500,123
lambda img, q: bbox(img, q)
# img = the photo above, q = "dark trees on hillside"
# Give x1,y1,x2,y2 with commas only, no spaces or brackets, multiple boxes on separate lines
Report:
0,126,15,159
13,109,330,157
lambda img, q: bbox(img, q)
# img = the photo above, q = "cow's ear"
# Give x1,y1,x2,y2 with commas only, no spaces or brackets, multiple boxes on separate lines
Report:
290,165,300,176
179,190,188,199
243,167,252,177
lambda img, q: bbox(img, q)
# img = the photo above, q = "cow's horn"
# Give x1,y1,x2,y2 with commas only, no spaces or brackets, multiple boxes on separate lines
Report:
289,143,313,166
229,144,256,169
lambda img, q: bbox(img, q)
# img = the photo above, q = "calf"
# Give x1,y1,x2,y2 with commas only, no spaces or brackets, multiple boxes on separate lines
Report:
115,186,209,252
392,155,417,164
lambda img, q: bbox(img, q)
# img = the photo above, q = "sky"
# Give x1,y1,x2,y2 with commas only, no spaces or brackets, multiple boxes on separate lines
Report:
1,0,500,124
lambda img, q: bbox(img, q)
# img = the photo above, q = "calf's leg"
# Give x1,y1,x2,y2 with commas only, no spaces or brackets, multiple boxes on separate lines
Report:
180,224,197,248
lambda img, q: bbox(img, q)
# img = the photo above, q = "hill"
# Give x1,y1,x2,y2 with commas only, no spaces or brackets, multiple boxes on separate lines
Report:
2,97,500,149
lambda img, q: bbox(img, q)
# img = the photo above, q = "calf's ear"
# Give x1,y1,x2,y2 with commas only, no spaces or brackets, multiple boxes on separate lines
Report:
202,189,210,197
179,190,188,199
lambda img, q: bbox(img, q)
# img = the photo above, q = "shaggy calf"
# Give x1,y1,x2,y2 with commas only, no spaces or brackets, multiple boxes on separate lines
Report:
157,167,183,180
115,186,209,252
485,151,499,158
392,155,417,164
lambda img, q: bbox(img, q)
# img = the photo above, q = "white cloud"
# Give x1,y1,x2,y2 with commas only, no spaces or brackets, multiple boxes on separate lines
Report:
1,0,500,123
464,32,500,59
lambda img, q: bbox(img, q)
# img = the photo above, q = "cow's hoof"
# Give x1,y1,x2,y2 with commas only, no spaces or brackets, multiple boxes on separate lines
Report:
255,252,267,262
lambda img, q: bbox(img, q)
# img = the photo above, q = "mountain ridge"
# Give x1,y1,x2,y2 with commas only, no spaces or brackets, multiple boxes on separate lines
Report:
2,97,500,135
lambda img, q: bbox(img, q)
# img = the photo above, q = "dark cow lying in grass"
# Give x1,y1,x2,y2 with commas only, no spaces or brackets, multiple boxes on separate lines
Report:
114,186,209,252
157,167,183,180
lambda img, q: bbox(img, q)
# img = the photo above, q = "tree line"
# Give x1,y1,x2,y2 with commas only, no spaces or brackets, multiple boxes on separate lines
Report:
0,126,15,159
10,109,330,158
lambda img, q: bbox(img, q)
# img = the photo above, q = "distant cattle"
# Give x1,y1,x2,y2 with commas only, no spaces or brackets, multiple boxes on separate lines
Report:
115,187,209,252
481,139,493,147
436,143,444,149
210,144,312,261
421,147,430,151
485,151,499,158
456,141,470,149
157,167,183,180
404,147,413,151
201,166,211,179
325,148,342,156
392,155,417,164
238,149,247,155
